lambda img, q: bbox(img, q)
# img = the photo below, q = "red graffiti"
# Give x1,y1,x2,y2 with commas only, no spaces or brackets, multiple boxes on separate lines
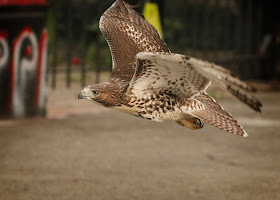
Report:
36,29,48,111
2,26,48,117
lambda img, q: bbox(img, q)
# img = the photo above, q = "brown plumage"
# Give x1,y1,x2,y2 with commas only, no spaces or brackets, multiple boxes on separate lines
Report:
99,0,170,81
78,0,262,137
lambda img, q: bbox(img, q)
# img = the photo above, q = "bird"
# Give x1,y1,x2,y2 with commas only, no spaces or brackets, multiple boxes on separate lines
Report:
78,0,262,137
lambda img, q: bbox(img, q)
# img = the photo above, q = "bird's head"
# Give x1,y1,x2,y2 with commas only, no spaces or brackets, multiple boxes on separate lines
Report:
78,82,124,107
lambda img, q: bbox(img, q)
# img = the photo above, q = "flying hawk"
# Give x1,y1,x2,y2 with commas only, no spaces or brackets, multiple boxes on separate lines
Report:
78,0,262,137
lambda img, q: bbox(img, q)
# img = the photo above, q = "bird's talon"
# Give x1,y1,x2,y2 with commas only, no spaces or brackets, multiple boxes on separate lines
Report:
200,122,204,128
194,118,204,129
193,119,200,125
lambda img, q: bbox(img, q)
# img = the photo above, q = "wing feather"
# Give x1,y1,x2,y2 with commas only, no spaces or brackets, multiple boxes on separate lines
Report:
128,52,211,98
181,93,248,137
186,57,257,92
130,52,262,112
99,0,169,81
185,56,262,112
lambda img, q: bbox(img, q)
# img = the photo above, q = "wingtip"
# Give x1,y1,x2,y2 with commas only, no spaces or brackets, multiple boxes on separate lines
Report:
242,131,248,137
253,101,263,113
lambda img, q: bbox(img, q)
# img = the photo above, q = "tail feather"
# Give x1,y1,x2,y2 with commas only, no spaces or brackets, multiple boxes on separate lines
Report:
187,57,257,92
226,84,262,112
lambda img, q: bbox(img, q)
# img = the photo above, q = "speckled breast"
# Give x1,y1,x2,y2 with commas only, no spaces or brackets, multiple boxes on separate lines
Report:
116,92,185,122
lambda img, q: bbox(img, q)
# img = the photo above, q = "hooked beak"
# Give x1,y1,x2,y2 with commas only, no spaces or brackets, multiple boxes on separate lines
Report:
78,87,92,100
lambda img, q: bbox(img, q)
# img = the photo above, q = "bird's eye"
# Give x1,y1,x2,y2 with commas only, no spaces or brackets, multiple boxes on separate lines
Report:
92,90,100,96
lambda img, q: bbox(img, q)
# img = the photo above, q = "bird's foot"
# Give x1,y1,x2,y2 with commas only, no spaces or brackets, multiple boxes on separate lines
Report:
176,117,204,130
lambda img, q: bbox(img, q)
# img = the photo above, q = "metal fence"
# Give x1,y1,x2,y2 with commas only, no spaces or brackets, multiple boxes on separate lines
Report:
48,0,280,88
164,0,276,80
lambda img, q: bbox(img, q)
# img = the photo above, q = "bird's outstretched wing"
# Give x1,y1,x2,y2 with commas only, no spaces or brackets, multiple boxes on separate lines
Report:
99,0,170,81
128,52,211,98
182,93,248,137
129,52,262,113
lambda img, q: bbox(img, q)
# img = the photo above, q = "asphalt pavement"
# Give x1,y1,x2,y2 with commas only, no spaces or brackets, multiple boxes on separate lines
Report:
0,83,279,200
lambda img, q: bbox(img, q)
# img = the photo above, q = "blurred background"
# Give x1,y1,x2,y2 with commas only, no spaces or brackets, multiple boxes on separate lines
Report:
46,0,280,89
0,0,280,199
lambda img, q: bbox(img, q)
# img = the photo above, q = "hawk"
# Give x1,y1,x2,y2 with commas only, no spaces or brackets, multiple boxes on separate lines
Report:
78,0,262,137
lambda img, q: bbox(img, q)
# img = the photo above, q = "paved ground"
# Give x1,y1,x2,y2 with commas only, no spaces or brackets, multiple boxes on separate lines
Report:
0,79,280,200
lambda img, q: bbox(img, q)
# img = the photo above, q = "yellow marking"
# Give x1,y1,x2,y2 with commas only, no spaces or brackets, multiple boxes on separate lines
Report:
143,2,163,38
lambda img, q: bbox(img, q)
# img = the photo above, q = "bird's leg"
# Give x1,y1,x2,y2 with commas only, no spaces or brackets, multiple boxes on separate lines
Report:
176,117,204,130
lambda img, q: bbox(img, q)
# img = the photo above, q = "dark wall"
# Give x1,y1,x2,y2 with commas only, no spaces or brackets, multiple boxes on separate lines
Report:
0,6,48,118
